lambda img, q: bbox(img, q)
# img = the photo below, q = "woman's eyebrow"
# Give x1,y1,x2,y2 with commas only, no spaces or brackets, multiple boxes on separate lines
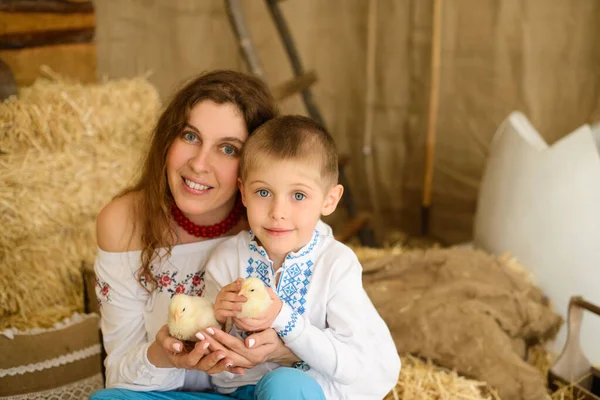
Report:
184,123,200,133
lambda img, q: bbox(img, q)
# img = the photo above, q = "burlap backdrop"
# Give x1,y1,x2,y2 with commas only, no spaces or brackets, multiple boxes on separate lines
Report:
94,0,600,244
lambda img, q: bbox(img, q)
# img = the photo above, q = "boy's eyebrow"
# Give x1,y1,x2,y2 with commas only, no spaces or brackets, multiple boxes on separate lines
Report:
248,180,316,190
183,124,245,144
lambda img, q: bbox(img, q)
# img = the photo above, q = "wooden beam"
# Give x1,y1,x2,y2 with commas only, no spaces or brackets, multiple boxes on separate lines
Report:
271,70,317,102
0,0,93,13
0,27,94,49
0,12,95,36
0,42,97,87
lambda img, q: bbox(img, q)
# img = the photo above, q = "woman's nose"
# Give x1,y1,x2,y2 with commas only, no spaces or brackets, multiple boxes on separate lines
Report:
188,148,212,173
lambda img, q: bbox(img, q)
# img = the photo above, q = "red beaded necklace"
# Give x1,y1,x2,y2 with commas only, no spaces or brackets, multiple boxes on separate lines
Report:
171,197,245,238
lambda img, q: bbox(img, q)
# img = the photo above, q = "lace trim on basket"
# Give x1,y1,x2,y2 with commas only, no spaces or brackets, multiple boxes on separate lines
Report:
1,312,99,339
0,372,103,400
0,344,101,378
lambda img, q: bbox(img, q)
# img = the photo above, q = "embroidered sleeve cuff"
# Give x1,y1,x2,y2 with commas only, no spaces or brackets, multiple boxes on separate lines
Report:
272,303,304,342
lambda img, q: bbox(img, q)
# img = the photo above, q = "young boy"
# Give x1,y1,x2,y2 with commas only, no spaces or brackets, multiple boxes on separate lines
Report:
203,115,400,399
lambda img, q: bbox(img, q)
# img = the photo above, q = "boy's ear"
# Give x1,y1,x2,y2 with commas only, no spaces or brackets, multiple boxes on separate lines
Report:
238,178,247,207
321,184,344,216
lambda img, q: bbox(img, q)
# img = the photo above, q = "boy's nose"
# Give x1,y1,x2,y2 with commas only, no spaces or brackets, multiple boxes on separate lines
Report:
269,198,287,220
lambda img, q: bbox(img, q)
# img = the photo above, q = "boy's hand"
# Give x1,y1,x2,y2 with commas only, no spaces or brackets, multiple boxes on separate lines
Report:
214,279,247,324
234,287,282,332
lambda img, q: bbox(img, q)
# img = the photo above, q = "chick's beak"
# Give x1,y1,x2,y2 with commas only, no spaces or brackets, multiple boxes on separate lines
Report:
174,310,181,323
237,288,246,297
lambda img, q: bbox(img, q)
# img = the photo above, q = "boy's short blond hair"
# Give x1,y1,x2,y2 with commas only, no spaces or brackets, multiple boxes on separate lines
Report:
240,115,339,187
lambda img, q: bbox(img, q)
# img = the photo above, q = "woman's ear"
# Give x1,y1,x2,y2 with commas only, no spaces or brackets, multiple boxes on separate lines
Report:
238,178,247,207
321,184,344,216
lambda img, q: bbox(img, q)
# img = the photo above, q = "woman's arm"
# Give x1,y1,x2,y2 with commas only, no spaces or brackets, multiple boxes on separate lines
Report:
201,326,300,368
95,195,232,389
95,251,187,389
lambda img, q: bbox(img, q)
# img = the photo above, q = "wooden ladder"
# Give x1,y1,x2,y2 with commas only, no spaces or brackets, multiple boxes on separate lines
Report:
224,0,377,246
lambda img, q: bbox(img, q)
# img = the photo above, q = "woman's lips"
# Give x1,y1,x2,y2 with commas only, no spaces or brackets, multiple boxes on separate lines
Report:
182,177,212,194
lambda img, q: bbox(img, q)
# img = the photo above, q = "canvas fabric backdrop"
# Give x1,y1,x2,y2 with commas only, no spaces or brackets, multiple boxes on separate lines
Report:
94,0,600,245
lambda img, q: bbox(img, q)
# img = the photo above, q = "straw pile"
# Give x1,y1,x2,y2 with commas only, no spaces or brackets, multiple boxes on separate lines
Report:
385,355,501,400
0,70,160,329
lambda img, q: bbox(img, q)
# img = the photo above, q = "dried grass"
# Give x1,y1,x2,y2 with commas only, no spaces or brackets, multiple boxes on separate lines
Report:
0,72,158,248
385,354,501,400
0,71,160,329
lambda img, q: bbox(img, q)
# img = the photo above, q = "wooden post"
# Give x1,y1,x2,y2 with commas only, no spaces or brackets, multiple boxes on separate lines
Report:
421,0,443,236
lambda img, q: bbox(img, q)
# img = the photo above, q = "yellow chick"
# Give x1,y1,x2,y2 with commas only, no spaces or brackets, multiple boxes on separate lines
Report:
168,294,219,342
236,277,272,318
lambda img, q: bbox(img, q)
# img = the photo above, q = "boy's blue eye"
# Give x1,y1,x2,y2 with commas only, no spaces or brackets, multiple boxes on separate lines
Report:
257,189,270,198
294,193,306,201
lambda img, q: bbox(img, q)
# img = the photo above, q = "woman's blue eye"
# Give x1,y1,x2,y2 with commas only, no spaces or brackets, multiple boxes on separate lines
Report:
294,193,306,201
257,190,270,198
182,131,197,142
221,145,238,156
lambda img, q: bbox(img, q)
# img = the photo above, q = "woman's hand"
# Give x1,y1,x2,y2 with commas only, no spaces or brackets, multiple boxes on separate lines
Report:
233,287,282,332
214,279,247,324
201,326,300,368
148,325,244,374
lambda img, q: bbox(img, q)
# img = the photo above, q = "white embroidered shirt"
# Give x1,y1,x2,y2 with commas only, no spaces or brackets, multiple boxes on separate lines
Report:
203,230,401,399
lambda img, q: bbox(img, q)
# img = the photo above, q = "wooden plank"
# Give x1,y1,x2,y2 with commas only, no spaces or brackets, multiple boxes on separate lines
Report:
0,42,96,86
0,27,94,49
0,11,95,35
271,70,317,102
0,0,93,14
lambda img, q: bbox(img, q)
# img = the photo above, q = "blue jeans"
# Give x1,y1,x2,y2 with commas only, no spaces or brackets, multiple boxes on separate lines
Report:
89,368,325,400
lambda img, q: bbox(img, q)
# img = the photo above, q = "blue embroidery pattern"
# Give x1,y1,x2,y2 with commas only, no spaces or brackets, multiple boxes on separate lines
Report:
278,260,313,315
277,311,299,338
245,257,273,286
286,230,319,260
245,229,319,337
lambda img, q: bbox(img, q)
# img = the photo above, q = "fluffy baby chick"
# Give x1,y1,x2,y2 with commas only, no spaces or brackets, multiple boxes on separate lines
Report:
168,294,219,343
236,277,272,318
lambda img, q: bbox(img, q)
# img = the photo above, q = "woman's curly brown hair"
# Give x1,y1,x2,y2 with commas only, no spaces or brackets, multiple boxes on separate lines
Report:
120,70,278,291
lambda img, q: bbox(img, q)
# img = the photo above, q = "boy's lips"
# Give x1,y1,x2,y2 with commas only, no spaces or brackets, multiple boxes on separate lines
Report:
264,227,293,236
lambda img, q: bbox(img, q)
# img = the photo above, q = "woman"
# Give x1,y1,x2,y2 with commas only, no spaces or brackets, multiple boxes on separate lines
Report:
91,70,325,399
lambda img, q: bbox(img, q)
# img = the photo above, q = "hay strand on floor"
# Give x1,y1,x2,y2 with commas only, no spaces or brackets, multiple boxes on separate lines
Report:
385,354,500,400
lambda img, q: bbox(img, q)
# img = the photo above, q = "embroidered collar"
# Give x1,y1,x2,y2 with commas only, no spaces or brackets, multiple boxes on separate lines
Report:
245,229,319,315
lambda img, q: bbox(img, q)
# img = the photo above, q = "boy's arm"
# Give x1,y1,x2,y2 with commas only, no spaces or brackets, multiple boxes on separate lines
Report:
203,240,238,304
270,255,366,385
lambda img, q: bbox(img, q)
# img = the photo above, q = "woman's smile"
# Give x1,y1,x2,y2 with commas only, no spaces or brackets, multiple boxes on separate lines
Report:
182,177,212,193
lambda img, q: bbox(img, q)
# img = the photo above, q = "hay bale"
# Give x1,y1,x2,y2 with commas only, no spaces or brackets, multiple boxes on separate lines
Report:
1,72,157,154
0,75,158,248
0,223,96,330
0,138,146,248
0,74,160,329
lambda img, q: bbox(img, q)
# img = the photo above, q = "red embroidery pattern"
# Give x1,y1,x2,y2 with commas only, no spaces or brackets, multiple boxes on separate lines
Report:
154,270,206,297
95,278,112,307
